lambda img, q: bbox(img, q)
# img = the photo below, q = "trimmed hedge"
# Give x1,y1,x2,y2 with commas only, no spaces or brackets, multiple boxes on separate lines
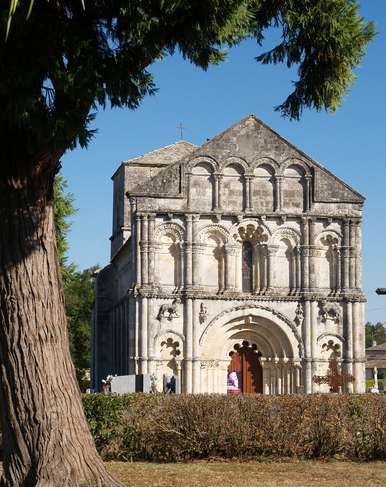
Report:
82,393,386,462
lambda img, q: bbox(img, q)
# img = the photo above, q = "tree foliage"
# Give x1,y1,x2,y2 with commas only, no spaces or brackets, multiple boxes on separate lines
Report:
1,1,375,166
365,322,386,348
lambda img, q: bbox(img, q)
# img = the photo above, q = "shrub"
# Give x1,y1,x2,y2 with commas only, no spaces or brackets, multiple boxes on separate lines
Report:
82,393,386,462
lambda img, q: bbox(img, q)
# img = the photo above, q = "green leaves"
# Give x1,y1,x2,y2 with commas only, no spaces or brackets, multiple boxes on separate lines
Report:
0,0,375,162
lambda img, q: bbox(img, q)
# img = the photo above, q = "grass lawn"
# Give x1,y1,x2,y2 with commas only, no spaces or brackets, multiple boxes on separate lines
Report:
106,460,386,487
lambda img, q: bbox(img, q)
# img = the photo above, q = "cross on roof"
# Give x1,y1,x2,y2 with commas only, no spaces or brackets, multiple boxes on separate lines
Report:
177,122,185,139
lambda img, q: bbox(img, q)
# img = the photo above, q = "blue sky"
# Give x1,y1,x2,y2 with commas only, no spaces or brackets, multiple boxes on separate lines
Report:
62,1,386,323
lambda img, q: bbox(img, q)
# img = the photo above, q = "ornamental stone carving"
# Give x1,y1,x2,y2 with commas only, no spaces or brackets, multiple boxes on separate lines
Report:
199,302,208,324
232,222,268,245
200,360,220,369
157,298,181,321
319,301,341,325
294,303,304,327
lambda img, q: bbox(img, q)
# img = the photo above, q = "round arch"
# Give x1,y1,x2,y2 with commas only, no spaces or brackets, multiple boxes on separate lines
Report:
199,304,304,359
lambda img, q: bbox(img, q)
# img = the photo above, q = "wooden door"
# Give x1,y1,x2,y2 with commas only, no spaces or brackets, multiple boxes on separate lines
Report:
242,348,262,393
228,346,262,394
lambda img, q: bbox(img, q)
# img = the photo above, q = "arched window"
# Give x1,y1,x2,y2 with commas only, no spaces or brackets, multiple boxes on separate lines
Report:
242,241,253,292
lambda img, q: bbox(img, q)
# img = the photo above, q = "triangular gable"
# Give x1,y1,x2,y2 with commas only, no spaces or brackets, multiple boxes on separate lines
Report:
128,115,364,204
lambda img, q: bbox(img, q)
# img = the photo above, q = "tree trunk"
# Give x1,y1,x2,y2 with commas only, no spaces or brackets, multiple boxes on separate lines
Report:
0,156,123,486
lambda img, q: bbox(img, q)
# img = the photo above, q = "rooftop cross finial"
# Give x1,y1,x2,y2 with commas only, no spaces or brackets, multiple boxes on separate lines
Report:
177,122,185,140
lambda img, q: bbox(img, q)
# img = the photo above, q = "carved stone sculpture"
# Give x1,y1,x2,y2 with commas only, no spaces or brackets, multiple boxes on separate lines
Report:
157,298,181,321
199,302,208,324
294,303,304,327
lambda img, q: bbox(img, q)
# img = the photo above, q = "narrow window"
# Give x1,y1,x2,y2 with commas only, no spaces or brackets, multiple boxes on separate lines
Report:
242,241,253,292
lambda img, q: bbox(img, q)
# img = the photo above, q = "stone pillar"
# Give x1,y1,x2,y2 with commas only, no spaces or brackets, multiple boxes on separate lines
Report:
235,246,242,292
276,360,282,394
305,175,312,211
261,359,269,395
244,175,252,211
355,220,362,290
136,213,142,287
308,218,316,291
349,220,356,290
214,173,222,210
225,245,237,291
192,299,200,393
275,176,283,212
295,363,301,393
140,297,148,374
185,215,193,289
353,299,365,393
191,215,200,288
310,299,318,392
267,246,277,292
184,298,193,393
336,249,341,294
141,214,149,287
303,300,312,393
147,214,156,287
301,217,309,291
342,219,350,292
345,300,354,393
253,245,261,293
295,247,301,294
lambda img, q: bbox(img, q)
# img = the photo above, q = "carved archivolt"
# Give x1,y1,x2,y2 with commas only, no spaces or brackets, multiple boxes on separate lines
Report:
271,227,300,247
199,303,304,357
154,222,185,242
196,224,230,244
230,220,270,245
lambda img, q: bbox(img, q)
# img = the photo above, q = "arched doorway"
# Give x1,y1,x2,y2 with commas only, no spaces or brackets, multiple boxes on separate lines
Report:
227,341,262,393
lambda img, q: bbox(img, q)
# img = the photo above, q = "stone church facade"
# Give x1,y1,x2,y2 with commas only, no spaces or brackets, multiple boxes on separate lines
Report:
92,115,366,394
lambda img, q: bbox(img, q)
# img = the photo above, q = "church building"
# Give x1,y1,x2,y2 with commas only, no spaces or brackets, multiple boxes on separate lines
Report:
92,115,366,394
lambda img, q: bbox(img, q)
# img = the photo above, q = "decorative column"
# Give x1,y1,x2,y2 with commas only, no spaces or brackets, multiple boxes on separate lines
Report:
244,175,252,211
303,300,312,393
345,299,354,393
310,299,318,391
135,213,142,287
295,247,301,294
336,248,342,294
140,297,148,374
308,218,316,292
267,246,277,292
147,214,156,287
185,215,193,290
342,219,350,292
276,360,283,394
304,175,312,211
353,299,365,393
214,173,222,210
274,175,283,212
140,214,149,287
225,245,237,291
191,215,200,289
301,217,309,291
184,298,193,393
355,220,362,290
192,299,200,393
349,220,356,290
253,245,261,294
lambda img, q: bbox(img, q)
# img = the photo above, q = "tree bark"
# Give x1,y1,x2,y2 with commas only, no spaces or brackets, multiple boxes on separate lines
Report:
0,155,123,486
